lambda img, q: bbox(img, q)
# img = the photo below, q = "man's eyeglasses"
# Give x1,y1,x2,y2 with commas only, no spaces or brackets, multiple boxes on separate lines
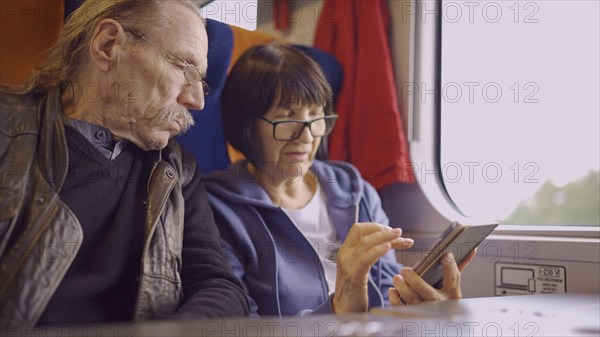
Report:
258,115,338,141
125,29,209,96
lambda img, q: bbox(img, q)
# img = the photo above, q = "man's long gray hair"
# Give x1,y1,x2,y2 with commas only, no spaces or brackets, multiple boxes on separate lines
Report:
10,0,204,94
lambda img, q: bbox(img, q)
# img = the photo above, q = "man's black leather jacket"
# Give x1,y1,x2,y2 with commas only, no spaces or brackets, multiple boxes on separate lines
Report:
0,87,249,325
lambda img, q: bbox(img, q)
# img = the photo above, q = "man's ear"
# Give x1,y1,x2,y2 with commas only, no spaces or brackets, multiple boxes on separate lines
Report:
89,19,126,72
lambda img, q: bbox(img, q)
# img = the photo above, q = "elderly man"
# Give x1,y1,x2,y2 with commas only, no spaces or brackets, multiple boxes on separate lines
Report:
0,0,249,326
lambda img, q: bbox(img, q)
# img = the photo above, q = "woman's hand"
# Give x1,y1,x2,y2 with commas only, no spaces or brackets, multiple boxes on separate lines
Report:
388,249,477,305
332,223,414,314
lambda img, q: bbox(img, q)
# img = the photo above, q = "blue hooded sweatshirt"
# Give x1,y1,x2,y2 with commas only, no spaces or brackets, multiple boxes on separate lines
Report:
204,160,402,316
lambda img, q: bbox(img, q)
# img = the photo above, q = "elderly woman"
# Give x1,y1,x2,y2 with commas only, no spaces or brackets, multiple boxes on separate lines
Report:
205,43,471,316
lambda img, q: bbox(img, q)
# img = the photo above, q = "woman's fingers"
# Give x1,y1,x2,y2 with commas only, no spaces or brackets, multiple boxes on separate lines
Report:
388,287,404,306
349,224,413,252
341,224,410,270
399,268,445,302
345,222,395,246
393,273,427,305
335,222,416,312
351,229,413,270
391,237,415,249
390,251,471,308
441,253,463,299
346,223,412,248
457,248,477,272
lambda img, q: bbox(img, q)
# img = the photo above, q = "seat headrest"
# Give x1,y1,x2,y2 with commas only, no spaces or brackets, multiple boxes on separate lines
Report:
292,44,344,104
177,19,233,174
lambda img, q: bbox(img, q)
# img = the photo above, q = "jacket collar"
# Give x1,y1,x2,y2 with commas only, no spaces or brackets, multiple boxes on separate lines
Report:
35,87,171,193
37,86,69,192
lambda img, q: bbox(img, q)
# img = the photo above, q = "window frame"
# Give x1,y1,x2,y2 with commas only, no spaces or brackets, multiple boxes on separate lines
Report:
408,0,599,238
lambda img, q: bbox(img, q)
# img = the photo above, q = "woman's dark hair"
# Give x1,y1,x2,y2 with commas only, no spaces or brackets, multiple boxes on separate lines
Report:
221,43,335,165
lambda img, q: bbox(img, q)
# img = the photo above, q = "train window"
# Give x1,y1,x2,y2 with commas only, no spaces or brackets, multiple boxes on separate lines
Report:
437,0,599,226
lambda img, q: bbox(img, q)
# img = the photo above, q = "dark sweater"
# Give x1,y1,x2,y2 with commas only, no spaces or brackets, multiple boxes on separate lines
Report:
39,126,148,323
38,126,250,324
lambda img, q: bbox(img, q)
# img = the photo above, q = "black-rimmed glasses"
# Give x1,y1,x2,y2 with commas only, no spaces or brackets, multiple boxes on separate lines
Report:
258,115,338,141
126,29,209,96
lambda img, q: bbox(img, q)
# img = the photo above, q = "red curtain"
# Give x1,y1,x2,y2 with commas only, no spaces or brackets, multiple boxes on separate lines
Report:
314,0,415,189
274,0,290,31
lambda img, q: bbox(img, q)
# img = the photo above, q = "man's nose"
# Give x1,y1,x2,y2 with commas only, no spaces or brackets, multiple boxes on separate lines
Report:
178,82,205,110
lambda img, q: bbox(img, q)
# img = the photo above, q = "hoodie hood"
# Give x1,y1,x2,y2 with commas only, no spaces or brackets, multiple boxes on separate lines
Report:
204,160,365,209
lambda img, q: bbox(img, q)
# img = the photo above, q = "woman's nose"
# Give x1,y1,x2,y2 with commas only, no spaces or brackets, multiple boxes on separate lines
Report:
296,123,314,142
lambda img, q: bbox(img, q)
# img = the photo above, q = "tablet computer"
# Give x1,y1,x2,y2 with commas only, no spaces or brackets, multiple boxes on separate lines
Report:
413,221,498,288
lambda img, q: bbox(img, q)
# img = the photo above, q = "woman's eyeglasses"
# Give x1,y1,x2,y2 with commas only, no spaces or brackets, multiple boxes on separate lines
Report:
258,115,338,141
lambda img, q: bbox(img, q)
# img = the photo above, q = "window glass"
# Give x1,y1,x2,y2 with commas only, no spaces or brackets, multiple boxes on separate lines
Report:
440,1,599,225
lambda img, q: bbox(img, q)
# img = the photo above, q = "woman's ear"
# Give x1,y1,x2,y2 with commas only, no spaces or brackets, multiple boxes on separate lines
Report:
89,19,125,72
